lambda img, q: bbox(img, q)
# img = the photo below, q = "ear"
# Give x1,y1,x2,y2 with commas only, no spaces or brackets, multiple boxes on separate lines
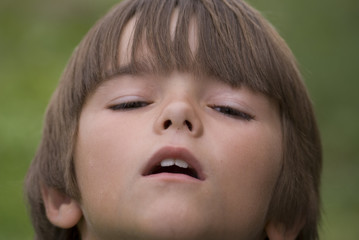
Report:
265,220,304,240
41,184,83,229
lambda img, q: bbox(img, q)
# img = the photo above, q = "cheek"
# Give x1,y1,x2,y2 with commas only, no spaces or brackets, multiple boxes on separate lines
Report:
208,124,282,227
75,116,131,180
224,133,282,193
74,115,146,221
75,112,149,178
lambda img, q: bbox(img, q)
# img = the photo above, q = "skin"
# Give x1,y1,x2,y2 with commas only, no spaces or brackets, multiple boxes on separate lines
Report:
71,15,283,240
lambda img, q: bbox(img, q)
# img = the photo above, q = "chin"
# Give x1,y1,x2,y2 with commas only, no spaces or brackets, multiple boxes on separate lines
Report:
133,207,215,240
129,209,265,240
132,221,257,240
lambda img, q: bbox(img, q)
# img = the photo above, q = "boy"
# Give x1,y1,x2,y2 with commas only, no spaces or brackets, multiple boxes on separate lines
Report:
25,0,322,239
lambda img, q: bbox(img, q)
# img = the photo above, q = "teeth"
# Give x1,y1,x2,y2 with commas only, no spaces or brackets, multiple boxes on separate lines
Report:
175,159,189,168
160,159,175,167
160,159,189,168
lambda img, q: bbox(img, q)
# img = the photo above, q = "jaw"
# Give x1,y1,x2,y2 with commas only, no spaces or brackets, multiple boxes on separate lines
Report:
112,177,264,240
113,178,216,239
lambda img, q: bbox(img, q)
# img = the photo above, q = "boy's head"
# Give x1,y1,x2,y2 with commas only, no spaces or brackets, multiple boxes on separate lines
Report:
25,0,322,239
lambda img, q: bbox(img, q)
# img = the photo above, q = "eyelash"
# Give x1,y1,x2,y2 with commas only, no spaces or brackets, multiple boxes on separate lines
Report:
109,101,150,111
210,105,254,121
109,101,254,121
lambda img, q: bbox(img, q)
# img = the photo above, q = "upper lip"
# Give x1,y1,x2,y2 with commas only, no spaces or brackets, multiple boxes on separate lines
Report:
142,146,206,180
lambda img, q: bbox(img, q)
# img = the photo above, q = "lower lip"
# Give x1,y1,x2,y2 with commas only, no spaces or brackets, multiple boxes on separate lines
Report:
143,173,203,182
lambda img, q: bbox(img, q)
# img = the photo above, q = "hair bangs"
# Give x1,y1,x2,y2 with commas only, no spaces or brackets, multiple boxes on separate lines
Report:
77,0,299,103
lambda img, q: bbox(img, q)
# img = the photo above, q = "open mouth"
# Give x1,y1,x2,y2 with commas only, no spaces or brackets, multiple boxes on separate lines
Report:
142,147,205,181
147,159,199,179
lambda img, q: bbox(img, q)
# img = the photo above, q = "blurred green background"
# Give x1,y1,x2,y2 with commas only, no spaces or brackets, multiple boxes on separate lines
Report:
0,0,358,239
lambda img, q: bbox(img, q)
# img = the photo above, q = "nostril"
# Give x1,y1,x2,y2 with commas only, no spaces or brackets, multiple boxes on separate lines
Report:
162,119,193,131
163,120,172,129
185,120,193,131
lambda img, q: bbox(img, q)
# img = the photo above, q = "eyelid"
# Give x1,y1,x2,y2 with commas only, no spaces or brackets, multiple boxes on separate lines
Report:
108,95,147,105
110,95,145,103
209,104,255,120
211,97,254,112
207,96,256,119
107,95,151,108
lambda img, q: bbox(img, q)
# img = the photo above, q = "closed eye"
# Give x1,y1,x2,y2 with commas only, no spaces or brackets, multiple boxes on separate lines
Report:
109,101,151,111
210,105,254,121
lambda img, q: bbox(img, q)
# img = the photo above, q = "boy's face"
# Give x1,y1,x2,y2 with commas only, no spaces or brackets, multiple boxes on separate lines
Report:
73,18,283,240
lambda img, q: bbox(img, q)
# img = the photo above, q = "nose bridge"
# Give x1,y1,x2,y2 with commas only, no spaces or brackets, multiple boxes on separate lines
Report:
155,95,203,136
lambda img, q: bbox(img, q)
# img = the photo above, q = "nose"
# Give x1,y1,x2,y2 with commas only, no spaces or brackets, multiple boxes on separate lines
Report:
154,101,203,137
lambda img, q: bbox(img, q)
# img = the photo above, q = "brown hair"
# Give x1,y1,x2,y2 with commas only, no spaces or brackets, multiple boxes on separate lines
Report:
25,0,322,239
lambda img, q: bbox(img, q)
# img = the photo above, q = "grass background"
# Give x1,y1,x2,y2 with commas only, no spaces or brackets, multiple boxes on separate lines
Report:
0,0,358,239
